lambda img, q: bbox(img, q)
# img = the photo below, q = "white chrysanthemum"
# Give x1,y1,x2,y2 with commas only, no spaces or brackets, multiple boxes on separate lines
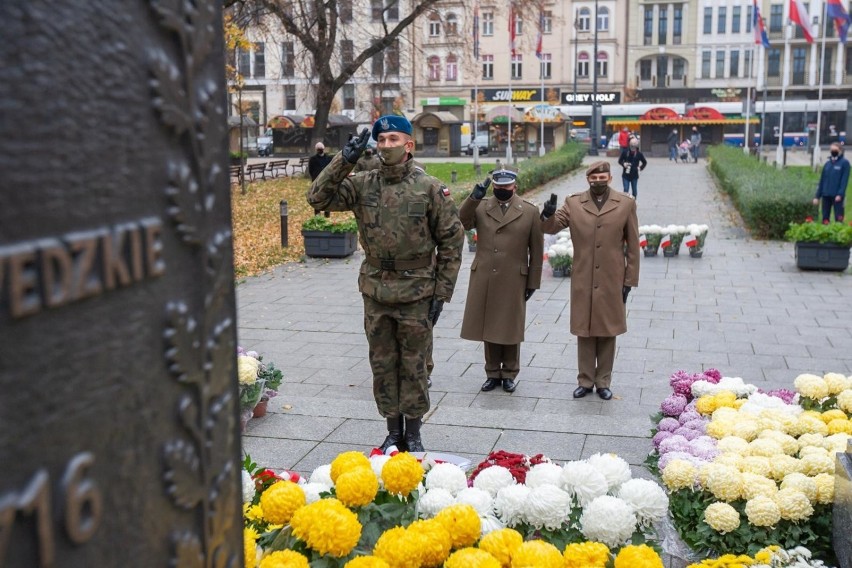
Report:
794,374,829,400
586,453,632,492
456,487,494,517
703,502,740,534
826,433,852,453
823,373,850,395
523,484,572,530
560,461,609,506
242,470,256,503
748,438,784,458
692,376,756,398
472,465,516,496
616,479,669,526
370,455,391,485
799,453,834,476
838,390,852,413
237,355,260,385
493,484,531,527
417,488,455,518
740,473,778,500
424,462,468,496
744,495,781,527
716,435,749,455
775,488,814,521
480,513,505,536
580,495,638,548
758,430,799,456
740,392,799,416
798,433,830,451
301,482,331,504
310,464,333,486
524,463,564,488
781,473,818,503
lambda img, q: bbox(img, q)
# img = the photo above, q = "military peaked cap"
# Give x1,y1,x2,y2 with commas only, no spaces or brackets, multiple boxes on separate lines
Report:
491,169,518,186
372,115,413,140
585,161,611,176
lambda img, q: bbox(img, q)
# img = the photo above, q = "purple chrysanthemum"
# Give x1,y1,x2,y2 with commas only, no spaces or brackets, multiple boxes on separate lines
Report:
660,394,688,417
766,389,797,404
684,399,698,411
671,378,696,398
658,451,698,471
686,443,719,462
678,410,702,425
658,417,681,432
669,370,693,387
681,418,708,433
692,435,715,447
652,430,674,449
659,435,691,455
702,369,722,383
673,427,701,441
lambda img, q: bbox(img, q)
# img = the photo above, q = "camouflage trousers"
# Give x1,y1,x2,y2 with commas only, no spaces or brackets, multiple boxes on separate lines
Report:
363,295,432,419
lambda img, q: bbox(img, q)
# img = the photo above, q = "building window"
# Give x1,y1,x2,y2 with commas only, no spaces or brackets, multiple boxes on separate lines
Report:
543,11,552,33
284,85,296,110
371,0,382,21
578,51,589,77
339,0,353,23
238,47,250,77
596,51,608,77
281,41,295,77
657,55,668,85
253,43,265,78
767,48,781,76
644,6,653,45
730,50,740,77
717,7,726,33
386,40,399,75
746,5,753,31
511,54,523,79
703,7,712,34
578,7,590,32
846,46,852,75
540,53,552,78
640,59,652,80
732,6,741,33
514,12,523,35
716,50,725,77
446,13,458,35
672,57,685,79
343,85,355,110
769,4,782,32
386,0,398,21
428,55,440,80
659,4,668,44
702,50,711,78
744,50,752,77
428,13,441,37
482,54,494,79
820,47,832,83
483,12,494,36
372,52,384,76
446,54,458,80
792,47,806,84
598,7,609,31
673,5,682,44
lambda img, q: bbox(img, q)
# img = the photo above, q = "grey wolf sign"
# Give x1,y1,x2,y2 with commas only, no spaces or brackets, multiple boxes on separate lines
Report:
561,92,621,104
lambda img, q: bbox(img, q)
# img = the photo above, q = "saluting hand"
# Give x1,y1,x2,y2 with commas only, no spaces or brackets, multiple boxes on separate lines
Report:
342,128,371,164
471,177,491,200
541,193,558,220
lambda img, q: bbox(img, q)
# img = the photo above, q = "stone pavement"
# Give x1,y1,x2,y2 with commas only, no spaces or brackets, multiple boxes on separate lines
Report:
237,154,852,481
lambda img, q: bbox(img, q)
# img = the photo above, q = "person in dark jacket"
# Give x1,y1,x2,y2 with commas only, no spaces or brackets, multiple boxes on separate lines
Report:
813,142,849,223
308,142,333,181
667,129,678,161
617,138,647,199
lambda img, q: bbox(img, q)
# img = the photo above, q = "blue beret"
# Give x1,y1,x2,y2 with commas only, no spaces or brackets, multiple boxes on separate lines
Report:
491,169,517,186
372,115,413,140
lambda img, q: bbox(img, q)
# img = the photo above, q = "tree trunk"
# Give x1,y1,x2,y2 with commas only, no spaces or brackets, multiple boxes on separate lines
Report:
311,81,334,147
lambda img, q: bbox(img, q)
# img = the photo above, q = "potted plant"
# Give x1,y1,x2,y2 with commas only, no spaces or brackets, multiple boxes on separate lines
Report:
254,356,283,418
229,150,247,166
547,241,573,277
660,224,686,257
785,218,852,271
685,223,709,258
639,225,663,257
301,215,358,258
238,354,266,431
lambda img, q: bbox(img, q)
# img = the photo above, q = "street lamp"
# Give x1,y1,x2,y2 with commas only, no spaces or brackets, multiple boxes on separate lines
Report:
589,0,600,156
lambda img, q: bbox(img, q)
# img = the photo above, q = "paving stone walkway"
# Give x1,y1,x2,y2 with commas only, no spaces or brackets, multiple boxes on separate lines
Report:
237,153,852,483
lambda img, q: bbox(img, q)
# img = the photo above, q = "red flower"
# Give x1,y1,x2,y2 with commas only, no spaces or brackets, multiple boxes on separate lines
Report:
805,216,813,223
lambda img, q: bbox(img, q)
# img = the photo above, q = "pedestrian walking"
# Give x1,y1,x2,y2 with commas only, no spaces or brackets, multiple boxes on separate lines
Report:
618,127,630,153
307,115,464,452
539,161,640,400
667,129,679,161
459,169,543,394
617,138,647,199
813,142,849,223
690,127,702,163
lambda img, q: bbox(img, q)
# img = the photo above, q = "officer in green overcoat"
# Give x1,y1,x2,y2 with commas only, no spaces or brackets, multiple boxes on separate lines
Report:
307,115,464,452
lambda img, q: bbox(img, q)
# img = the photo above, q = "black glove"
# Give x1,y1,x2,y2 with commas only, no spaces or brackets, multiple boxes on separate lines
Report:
428,298,444,325
541,193,558,220
471,177,491,200
342,128,371,164
622,286,631,303
524,289,535,301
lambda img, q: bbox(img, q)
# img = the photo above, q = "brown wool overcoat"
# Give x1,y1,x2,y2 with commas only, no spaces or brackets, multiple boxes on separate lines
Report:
459,194,543,345
542,188,640,337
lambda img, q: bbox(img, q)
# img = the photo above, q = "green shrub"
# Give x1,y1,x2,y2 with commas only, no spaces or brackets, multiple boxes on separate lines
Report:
301,215,358,233
785,220,852,246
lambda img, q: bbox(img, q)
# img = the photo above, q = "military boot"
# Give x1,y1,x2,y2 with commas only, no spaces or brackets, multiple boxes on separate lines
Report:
404,417,424,452
378,416,405,454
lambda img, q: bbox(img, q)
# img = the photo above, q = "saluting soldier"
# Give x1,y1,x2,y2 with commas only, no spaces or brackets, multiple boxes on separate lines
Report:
459,169,543,393
307,115,464,452
540,161,640,400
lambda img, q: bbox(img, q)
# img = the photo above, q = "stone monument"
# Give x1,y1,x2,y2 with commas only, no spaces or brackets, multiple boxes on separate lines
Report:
0,2,242,566
835,439,852,568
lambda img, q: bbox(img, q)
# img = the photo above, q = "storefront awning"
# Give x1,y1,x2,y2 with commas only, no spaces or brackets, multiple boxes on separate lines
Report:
607,118,759,127
484,105,525,123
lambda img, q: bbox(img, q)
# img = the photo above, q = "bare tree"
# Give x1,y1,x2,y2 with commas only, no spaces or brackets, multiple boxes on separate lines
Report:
231,0,441,145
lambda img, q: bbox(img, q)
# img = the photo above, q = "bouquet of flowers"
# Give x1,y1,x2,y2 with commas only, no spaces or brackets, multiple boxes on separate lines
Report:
546,228,573,276
661,224,688,256
639,225,664,256
465,229,477,251
685,224,709,258
238,347,284,425
688,545,833,567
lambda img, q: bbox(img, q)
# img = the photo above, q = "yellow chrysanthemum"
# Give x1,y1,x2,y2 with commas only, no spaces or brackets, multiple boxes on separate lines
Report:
260,481,306,525
510,540,563,568
796,416,830,436
715,391,738,407
238,355,261,385
344,556,391,568
774,488,813,521
731,419,761,442
797,432,829,451
703,502,740,534
820,409,848,423
794,373,829,400
444,548,502,568
768,455,801,481
754,545,782,563
695,395,717,415
713,406,740,422
732,398,748,409
837,390,852,414
562,541,610,568
717,436,750,455
799,453,834,476
478,528,524,567
707,465,742,502
758,430,799,455
814,473,835,504
330,451,372,484
381,452,424,497
406,519,452,567
245,503,265,523
290,498,362,558
747,438,783,458
827,418,852,435
244,527,259,568
372,526,425,567
661,460,696,491
745,495,781,527
613,544,664,568
739,473,778,500
823,373,851,395
780,473,818,503
705,419,734,440
259,550,310,568
712,454,743,473
434,504,481,549
739,456,772,477
336,467,379,508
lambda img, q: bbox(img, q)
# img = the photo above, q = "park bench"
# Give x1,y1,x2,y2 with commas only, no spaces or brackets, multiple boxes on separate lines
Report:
246,162,269,181
291,156,310,177
229,164,243,185
267,159,289,178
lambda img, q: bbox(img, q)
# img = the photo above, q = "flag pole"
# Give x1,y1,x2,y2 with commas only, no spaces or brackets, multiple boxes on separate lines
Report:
506,0,513,163
743,42,754,155
538,3,545,157
473,1,481,172
775,21,791,167
812,0,828,169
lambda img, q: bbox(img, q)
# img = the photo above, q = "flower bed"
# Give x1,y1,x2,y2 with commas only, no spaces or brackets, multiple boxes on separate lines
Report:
242,449,670,567
647,369,851,565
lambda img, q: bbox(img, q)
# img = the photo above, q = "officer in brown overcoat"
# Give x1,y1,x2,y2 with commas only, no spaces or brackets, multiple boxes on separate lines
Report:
540,161,639,400
460,169,544,393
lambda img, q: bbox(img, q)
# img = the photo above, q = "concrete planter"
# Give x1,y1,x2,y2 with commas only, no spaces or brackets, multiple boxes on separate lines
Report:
794,242,850,271
302,230,357,258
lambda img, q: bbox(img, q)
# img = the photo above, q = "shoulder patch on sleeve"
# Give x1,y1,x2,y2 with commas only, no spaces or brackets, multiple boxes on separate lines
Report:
441,185,451,197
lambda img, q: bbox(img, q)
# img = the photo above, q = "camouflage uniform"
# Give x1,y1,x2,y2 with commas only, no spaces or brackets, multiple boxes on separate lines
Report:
353,153,382,173
307,152,463,418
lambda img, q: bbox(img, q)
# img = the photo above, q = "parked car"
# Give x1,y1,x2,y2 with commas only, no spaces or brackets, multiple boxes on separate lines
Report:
464,134,489,156
257,135,273,157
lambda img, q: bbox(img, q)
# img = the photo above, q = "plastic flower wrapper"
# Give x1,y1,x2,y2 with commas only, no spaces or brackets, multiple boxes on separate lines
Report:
579,495,637,548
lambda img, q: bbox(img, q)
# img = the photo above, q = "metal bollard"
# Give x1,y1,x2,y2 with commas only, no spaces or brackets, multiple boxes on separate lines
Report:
280,200,288,247
451,170,457,183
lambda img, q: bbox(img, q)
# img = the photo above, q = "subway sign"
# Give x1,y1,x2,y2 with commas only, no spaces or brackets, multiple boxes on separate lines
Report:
472,88,549,102
561,91,621,104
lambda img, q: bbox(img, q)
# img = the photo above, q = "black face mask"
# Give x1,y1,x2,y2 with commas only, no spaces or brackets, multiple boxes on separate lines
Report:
589,180,608,195
831,150,840,157
493,188,514,202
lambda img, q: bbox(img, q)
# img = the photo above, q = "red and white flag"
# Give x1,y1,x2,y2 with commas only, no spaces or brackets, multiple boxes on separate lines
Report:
660,234,672,248
639,234,648,247
509,1,517,56
789,0,814,43
685,234,698,247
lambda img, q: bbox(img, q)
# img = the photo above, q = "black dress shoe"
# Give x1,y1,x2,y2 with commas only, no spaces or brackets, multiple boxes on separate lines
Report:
481,378,501,392
597,388,613,400
427,377,432,388
573,386,593,398
502,378,517,393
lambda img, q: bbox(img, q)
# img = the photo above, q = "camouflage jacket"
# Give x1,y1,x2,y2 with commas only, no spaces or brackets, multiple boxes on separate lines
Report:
352,154,382,173
307,152,464,304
